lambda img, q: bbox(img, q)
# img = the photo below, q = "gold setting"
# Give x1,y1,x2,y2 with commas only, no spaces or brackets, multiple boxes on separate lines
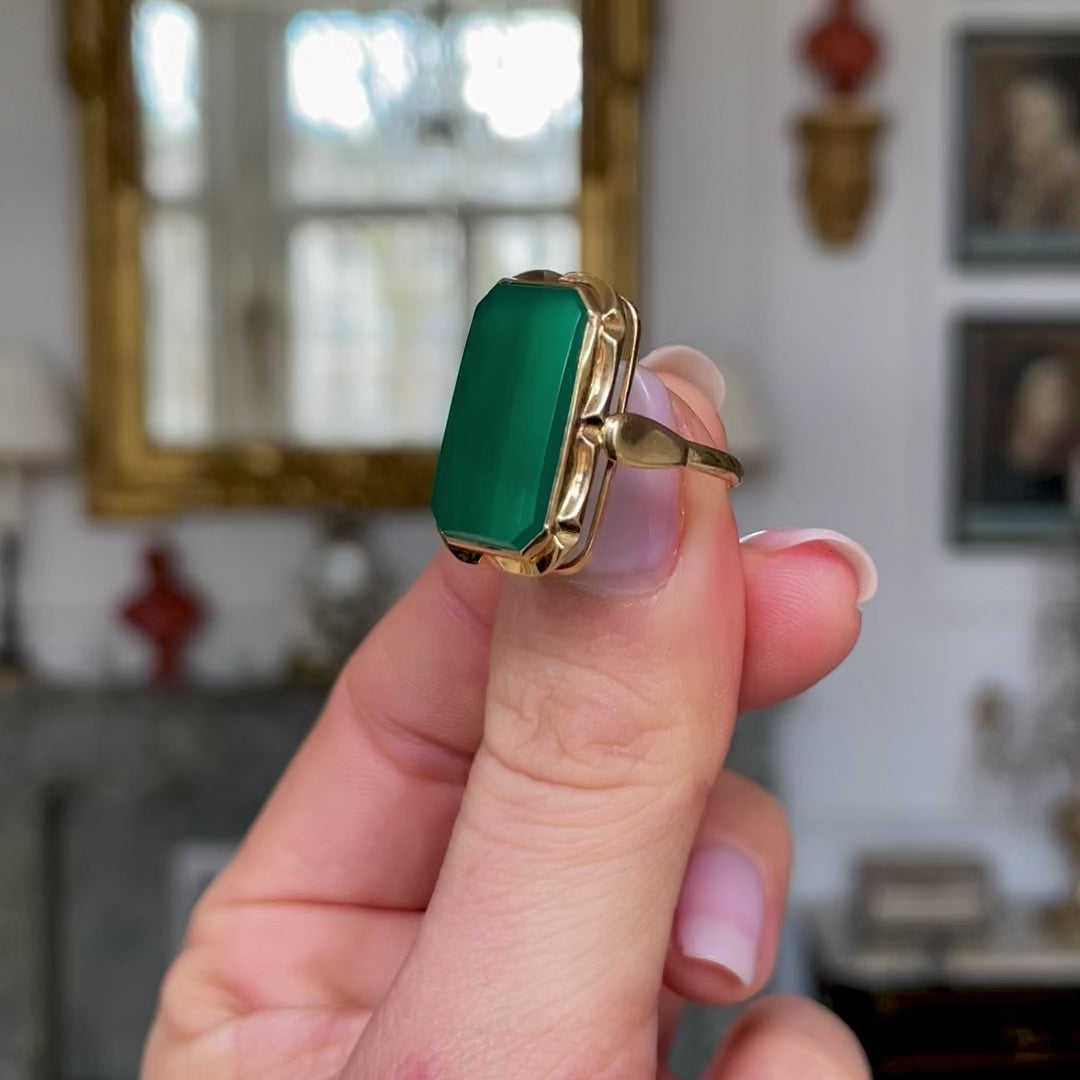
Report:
439,271,743,579
440,271,639,578
63,0,651,516
602,413,745,484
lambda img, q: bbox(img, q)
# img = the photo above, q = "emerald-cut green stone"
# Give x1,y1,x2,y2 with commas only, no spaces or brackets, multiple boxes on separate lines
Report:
432,280,590,554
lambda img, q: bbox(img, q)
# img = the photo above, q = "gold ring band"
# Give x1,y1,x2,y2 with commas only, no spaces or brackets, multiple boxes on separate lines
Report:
431,271,744,577
601,412,744,487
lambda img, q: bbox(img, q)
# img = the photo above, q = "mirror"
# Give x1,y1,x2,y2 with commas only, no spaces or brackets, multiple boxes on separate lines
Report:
66,0,648,514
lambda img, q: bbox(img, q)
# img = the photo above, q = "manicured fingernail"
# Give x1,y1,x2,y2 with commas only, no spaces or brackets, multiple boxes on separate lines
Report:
577,368,682,595
642,346,727,416
676,845,765,986
741,528,879,605
639,347,725,444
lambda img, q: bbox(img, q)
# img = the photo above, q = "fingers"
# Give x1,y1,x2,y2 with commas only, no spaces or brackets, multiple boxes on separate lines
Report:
211,540,865,911
657,988,686,1067
217,533,864,912
666,772,792,1005
210,551,500,912
656,772,790,1072
739,535,870,713
707,996,870,1080
348,374,746,1079
210,351,873,921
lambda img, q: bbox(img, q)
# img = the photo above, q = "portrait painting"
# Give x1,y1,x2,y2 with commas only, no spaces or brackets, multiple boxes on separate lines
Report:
954,319,1080,542
957,32,1080,265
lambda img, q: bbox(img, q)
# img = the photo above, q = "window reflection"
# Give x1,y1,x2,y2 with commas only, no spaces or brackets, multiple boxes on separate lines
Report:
134,0,200,132
285,6,581,205
287,11,422,137
143,211,213,446
133,0,203,198
289,219,465,447
470,214,581,309
137,2,584,451
456,13,582,140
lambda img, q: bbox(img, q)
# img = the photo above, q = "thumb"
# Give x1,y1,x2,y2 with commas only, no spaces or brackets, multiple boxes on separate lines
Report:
348,354,744,1080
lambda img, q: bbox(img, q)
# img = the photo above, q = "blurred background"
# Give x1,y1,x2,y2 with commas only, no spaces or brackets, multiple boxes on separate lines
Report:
3,0,1080,1076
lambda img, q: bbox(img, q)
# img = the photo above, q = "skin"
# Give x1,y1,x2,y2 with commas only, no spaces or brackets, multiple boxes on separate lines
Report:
143,374,871,1080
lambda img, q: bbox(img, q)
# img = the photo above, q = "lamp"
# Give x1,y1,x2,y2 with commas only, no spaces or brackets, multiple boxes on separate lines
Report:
704,350,772,471
0,349,75,681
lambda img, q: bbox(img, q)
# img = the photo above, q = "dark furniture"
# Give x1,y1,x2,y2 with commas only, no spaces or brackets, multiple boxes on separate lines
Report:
813,905,1080,1079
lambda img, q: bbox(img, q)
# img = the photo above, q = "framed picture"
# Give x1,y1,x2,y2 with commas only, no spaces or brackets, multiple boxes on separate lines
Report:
956,31,1080,266
953,318,1080,542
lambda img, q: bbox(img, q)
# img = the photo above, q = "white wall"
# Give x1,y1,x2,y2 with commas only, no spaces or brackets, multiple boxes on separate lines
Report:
646,0,1080,901
0,0,1073,899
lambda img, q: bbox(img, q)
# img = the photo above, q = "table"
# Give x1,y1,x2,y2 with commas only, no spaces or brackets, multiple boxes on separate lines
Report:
812,904,1080,1078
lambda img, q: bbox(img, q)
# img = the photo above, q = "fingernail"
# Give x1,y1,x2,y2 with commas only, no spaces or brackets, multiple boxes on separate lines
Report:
641,346,727,416
676,845,765,986
740,528,879,605
577,369,682,594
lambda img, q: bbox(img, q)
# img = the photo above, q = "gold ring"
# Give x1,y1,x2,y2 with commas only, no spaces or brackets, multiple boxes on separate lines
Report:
432,271,743,578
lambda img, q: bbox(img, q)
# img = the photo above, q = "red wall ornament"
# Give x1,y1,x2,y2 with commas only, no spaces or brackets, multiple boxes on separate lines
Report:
804,0,881,96
797,0,887,247
121,544,207,686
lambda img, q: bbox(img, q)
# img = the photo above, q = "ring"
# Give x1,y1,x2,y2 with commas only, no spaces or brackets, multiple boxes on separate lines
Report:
431,270,744,578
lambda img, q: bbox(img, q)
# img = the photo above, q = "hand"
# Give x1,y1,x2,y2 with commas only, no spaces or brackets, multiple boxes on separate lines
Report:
143,348,877,1080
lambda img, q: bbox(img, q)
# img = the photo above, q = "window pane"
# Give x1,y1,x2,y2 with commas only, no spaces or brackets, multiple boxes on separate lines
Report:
455,11,581,141
289,218,465,447
447,9,582,204
286,9,423,137
143,211,213,446
284,9,447,205
133,0,204,199
469,213,581,309
283,5,581,207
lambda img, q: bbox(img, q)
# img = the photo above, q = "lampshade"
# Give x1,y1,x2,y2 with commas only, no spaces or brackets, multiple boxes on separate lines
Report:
707,349,771,469
0,349,75,465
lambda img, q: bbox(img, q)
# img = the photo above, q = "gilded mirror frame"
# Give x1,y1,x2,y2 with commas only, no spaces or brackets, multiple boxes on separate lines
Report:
64,0,650,516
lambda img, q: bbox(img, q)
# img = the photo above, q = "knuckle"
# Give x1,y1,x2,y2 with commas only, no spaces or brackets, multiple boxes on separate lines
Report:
485,645,687,792
152,947,228,1044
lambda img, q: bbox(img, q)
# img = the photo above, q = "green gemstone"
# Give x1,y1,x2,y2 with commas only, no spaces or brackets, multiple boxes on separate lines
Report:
432,280,590,554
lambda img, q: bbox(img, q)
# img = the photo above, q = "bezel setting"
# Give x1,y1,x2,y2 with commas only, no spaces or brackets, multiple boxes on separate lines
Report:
437,270,640,578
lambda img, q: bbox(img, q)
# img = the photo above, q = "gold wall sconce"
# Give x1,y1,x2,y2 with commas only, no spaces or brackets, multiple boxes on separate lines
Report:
797,0,887,248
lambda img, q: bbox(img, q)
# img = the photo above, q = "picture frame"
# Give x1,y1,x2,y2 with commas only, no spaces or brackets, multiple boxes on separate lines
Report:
955,30,1080,267
952,317,1080,543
